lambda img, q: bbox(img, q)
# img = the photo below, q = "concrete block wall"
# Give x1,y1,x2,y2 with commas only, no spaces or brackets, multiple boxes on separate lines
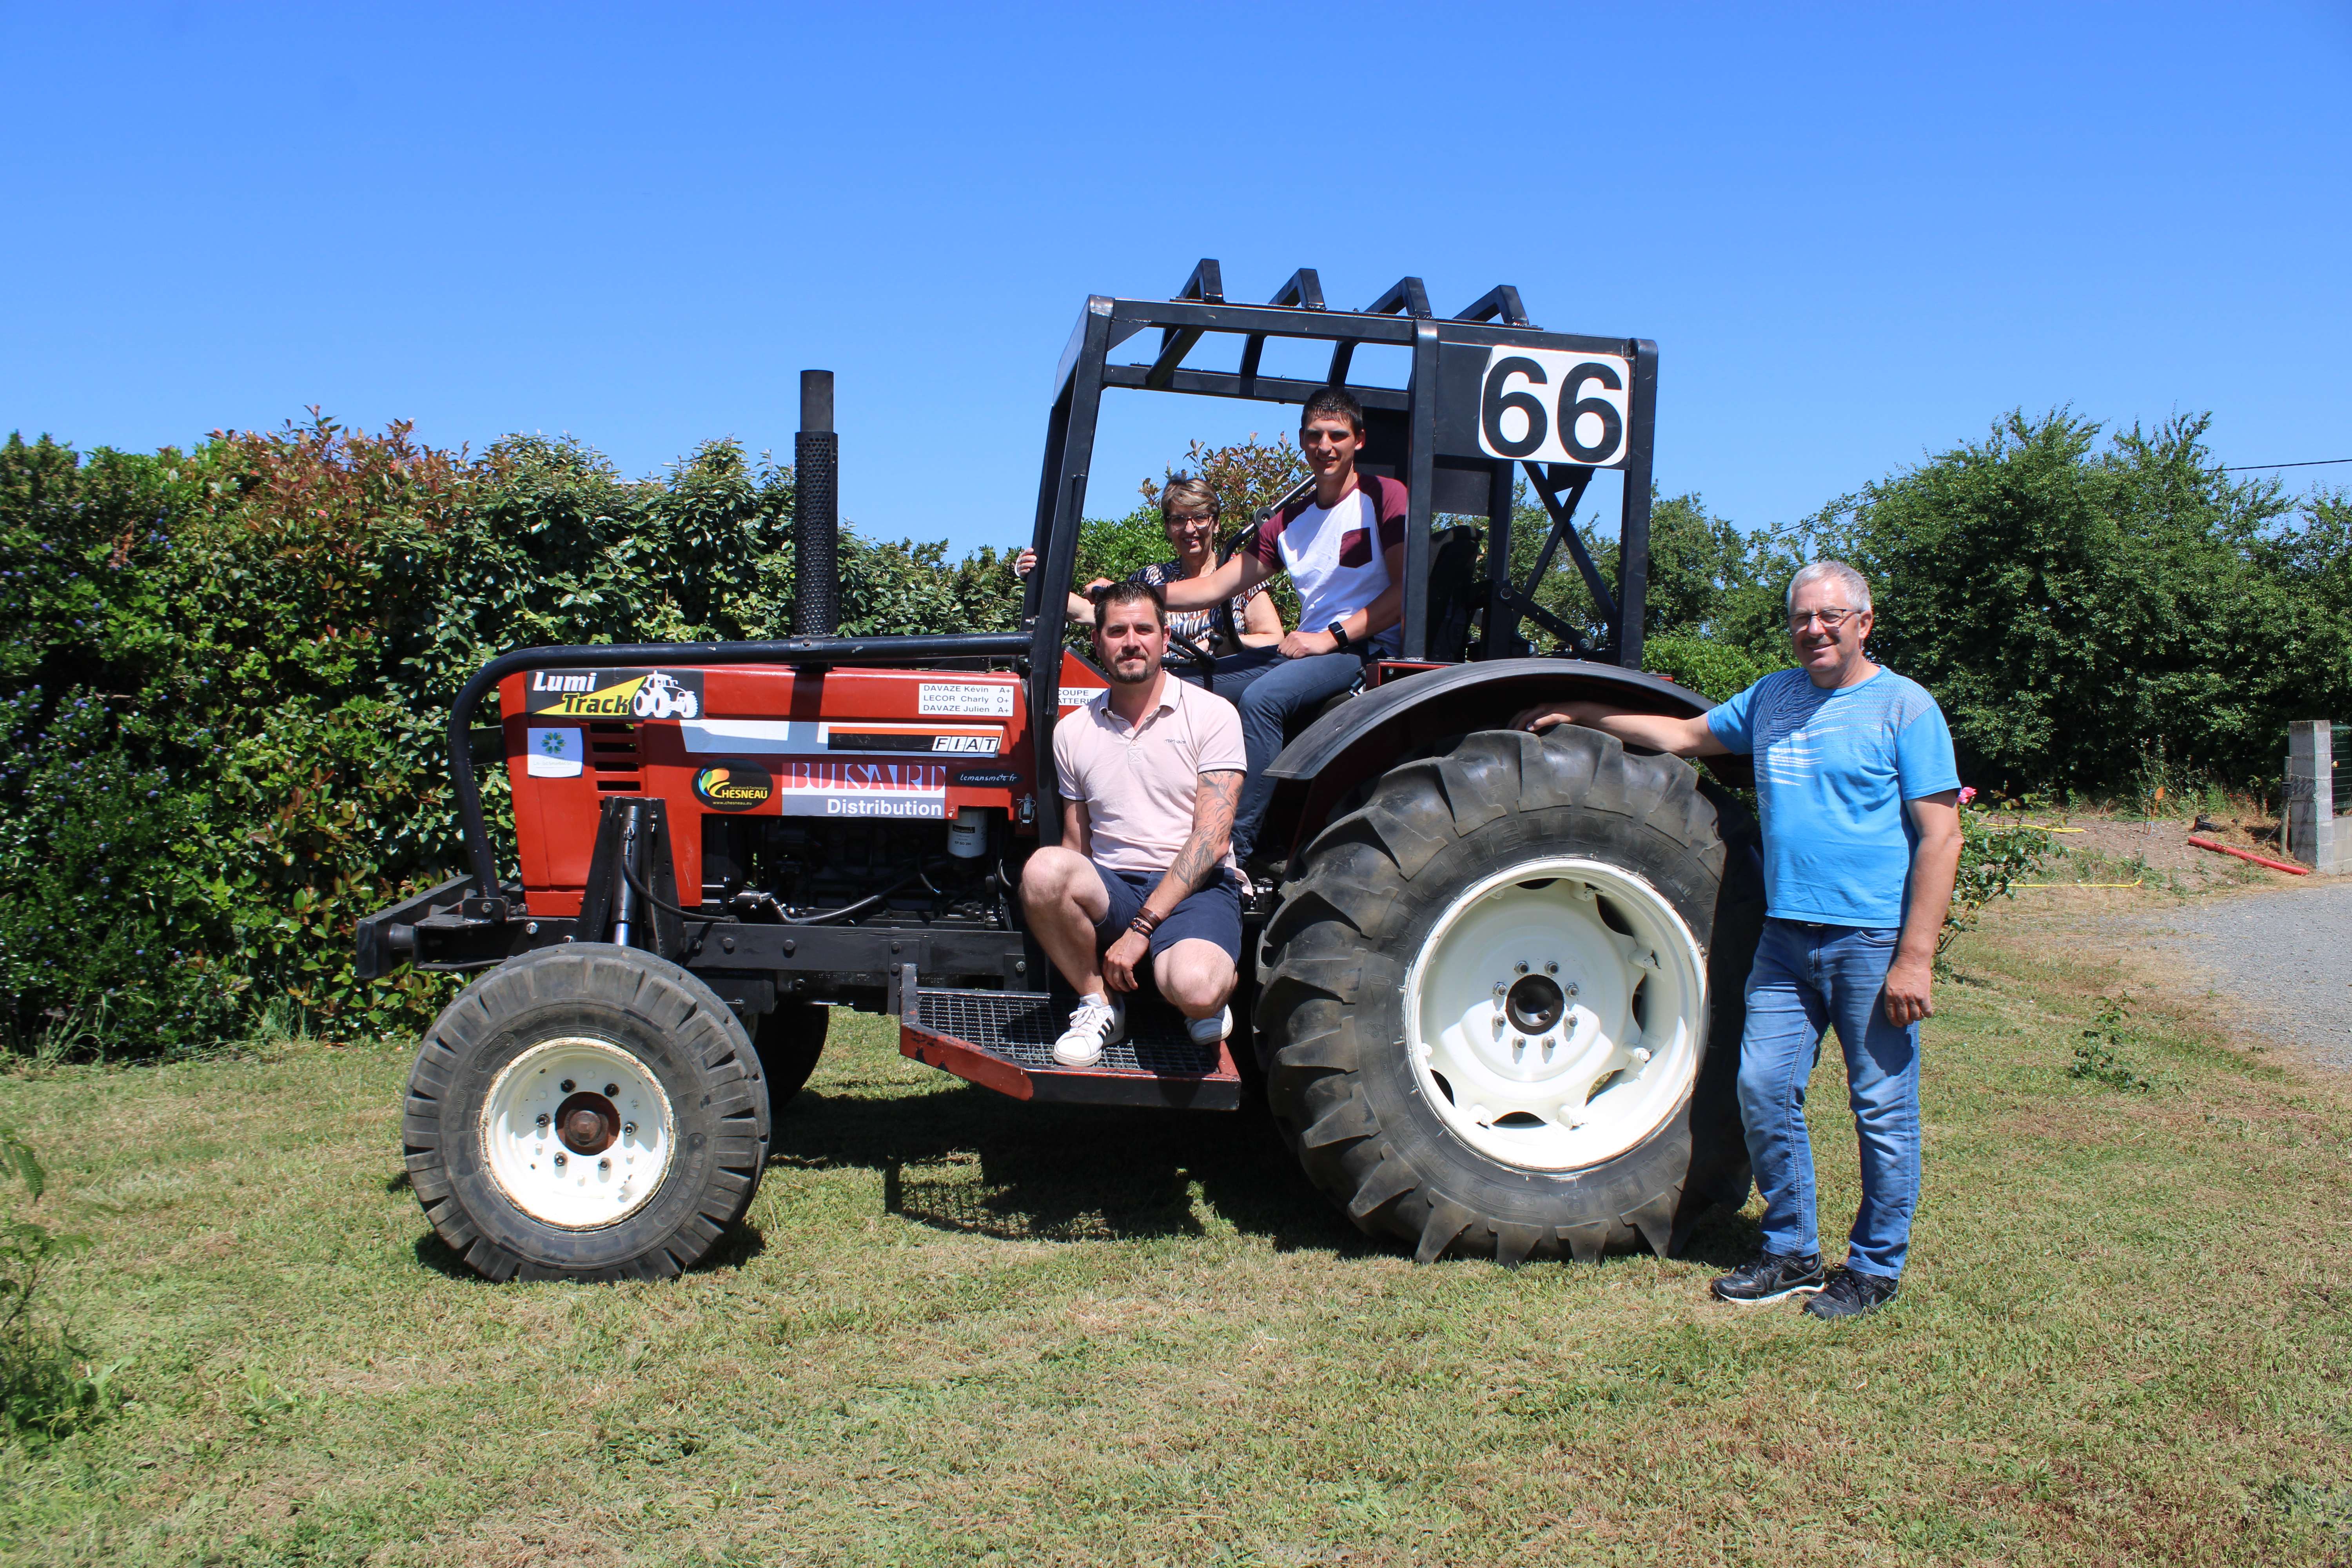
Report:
2285,720,2348,873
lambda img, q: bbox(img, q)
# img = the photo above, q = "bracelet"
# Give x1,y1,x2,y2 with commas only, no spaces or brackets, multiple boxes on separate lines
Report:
1128,910,1162,938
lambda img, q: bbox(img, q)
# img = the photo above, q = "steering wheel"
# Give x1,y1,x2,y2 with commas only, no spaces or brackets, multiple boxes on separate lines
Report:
1167,631,1220,686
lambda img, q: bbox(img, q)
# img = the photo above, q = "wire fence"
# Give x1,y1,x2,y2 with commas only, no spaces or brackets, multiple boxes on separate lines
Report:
2280,732,2343,812
2328,724,2352,817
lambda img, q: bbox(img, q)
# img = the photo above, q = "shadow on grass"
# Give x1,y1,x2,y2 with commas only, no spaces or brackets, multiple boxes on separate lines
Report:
412,1232,478,1282
772,1078,1374,1256
396,1056,1748,1276
1675,1200,1765,1270
411,1221,772,1281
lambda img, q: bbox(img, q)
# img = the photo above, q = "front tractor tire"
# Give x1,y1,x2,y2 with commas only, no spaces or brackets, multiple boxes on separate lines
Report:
402,944,772,1283
1258,727,1763,1265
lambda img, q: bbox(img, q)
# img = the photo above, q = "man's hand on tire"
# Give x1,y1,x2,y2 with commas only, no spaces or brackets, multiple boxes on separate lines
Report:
1512,701,1604,733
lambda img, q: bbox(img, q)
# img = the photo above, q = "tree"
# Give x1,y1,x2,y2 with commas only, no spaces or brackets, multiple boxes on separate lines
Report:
1138,433,1308,529
1492,484,1789,666
1827,410,2309,796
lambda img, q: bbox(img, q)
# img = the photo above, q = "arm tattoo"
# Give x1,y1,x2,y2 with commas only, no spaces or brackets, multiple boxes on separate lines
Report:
1157,770,1242,908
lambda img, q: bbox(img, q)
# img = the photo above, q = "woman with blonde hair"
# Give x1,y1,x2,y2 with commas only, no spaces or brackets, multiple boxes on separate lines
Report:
1017,476,1283,664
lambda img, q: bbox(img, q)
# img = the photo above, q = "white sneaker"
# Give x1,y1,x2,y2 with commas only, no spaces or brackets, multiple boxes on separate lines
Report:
1186,1007,1232,1047
1053,994,1125,1067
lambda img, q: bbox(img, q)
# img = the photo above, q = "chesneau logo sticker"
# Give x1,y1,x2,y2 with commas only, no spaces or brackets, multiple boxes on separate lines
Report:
692,759,774,812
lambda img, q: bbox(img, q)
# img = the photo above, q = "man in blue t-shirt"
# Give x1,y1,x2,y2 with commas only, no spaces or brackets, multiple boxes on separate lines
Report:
1511,561,1963,1319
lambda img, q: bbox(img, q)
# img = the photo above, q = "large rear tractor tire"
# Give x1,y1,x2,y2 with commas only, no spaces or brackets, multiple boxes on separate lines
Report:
754,1001,829,1110
401,943,772,1282
1257,727,1762,1265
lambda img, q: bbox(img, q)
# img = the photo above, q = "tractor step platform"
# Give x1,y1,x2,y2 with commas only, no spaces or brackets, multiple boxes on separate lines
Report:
896,980,1243,1110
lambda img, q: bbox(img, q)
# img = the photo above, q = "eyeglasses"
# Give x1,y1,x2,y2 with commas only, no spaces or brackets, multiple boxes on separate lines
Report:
1787,607,1861,632
1168,513,1216,526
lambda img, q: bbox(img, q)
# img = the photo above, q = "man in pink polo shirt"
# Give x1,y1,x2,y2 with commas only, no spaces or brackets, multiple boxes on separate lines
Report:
1020,579,1247,1067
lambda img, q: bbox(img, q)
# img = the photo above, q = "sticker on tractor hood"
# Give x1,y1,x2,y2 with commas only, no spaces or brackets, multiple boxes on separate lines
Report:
679,720,999,756
691,759,773,812
524,728,583,778
773,760,948,819
826,729,1000,755
951,768,1022,788
918,682,1016,718
524,668,704,720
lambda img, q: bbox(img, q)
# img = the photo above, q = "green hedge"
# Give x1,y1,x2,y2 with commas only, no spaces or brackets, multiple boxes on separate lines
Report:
1823,413,2349,798
8,407,2343,1055
1514,414,2352,798
0,420,1027,1054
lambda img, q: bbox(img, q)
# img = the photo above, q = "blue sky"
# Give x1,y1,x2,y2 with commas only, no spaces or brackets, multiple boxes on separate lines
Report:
3,3,2347,557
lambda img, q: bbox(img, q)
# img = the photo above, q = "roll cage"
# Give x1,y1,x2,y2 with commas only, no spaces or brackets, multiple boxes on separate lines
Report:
1018,260,1657,838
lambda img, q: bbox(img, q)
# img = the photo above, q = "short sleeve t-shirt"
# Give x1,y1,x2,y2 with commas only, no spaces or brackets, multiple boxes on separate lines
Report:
1053,674,1247,874
1246,476,1408,653
1705,667,1960,927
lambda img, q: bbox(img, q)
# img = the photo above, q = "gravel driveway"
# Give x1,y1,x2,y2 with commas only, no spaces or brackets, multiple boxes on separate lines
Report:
2116,879,2352,1071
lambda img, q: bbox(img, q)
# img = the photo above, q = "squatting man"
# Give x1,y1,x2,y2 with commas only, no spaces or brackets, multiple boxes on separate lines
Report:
1020,579,1247,1066
1514,561,1963,1319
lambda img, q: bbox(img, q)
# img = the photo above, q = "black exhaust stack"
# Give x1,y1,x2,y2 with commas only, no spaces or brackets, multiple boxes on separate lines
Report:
793,369,838,636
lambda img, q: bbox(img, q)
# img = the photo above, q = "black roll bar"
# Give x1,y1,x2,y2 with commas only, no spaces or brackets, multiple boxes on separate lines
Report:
1041,260,1658,674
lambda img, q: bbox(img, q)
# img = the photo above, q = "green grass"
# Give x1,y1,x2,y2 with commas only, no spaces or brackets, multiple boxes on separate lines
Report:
0,906,2348,1565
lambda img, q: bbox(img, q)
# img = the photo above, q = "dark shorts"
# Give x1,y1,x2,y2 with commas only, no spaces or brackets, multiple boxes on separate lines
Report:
1090,864,1243,965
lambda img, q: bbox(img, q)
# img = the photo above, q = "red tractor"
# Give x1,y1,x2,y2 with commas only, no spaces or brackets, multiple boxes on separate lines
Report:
357,261,1762,1282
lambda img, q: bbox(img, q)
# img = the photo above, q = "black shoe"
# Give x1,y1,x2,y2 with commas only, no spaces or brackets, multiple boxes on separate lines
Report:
1804,1268,1900,1319
1710,1250,1827,1305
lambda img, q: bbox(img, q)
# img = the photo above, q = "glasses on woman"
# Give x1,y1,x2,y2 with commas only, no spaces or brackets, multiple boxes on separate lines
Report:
1787,607,1860,632
1168,512,1216,527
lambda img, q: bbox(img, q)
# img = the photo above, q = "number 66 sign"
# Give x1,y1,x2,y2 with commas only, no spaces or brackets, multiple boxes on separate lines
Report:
1474,347,1631,468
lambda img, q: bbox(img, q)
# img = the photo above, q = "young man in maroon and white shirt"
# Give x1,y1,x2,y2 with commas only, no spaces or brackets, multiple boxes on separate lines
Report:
1157,386,1408,866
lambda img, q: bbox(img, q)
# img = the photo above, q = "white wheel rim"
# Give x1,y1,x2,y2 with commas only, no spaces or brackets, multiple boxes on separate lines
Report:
1404,856,1707,1172
479,1037,676,1228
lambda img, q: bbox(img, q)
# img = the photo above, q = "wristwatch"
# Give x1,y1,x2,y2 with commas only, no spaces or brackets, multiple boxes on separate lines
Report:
1327,620,1352,650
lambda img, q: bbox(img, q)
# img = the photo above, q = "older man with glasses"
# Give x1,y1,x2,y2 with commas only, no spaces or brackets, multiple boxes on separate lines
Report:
1510,561,1962,1319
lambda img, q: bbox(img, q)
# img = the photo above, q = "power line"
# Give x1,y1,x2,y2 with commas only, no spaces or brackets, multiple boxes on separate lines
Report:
2221,457,2352,470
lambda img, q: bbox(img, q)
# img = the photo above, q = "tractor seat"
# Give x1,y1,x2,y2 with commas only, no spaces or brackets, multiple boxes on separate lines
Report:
1294,524,1483,732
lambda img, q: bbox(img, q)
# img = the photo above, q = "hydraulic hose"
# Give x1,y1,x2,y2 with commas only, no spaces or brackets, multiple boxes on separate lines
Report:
615,856,937,931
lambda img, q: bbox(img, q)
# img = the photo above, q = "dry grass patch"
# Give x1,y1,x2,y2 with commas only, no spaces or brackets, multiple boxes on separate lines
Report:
0,905,2346,1564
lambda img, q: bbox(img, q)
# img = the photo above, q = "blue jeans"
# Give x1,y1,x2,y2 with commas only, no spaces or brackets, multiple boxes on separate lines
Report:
1209,647,1366,862
1738,918,1922,1279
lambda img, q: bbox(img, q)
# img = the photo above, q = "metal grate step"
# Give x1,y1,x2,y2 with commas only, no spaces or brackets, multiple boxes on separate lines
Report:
900,985,1242,1110
914,988,1221,1075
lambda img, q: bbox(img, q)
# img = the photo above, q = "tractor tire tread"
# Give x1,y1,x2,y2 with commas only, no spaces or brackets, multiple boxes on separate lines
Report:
399,942,771,1284
1258,726,1760,1264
